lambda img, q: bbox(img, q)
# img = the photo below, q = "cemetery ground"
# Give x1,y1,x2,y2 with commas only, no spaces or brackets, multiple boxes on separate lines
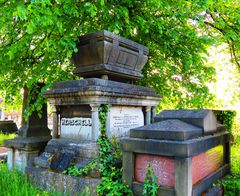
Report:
0,130,240,195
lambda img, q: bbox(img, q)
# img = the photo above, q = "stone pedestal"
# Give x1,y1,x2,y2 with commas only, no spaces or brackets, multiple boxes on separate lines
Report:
122,110,230,196
41,78,161,156
5,137,50,172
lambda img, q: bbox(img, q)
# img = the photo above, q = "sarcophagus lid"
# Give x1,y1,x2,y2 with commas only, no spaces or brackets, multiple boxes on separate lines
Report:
72,30,149,81
154,110,220,134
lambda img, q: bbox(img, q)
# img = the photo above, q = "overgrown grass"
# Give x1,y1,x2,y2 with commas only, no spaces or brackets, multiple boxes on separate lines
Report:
0,132,15,145
0,163,59,196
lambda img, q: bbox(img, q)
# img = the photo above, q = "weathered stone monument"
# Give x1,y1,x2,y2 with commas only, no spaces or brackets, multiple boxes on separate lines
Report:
122,110,230,196
25,30,161,194
4,85,51,172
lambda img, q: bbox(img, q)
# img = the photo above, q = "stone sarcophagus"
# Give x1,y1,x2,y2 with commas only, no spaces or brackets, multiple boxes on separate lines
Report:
122,110,230,196
72,30,149,81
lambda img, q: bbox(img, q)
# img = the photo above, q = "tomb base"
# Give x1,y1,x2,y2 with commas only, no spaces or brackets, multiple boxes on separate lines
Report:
26,166,100,196
4,136,50,172
122,110,231,196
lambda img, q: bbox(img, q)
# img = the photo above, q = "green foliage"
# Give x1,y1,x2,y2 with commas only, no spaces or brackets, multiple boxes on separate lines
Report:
0,132,15,145
143,164,159,196
201,1,240,69
215,110,237,132
97,105,133,196
2,1,239,112
0,162,60,196
231,143,240,177
221,176,240,196
220,142,240,195
63,160,97,177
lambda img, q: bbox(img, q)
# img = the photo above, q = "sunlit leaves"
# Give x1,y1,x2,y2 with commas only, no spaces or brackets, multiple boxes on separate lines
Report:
0,0,238,112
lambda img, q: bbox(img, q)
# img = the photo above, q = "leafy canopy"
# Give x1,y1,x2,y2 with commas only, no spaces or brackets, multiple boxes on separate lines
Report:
0,0,239,111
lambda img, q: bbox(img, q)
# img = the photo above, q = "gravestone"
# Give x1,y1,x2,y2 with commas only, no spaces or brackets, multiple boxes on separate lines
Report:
4,85,51,172
122,109,230,196
26,30,161,194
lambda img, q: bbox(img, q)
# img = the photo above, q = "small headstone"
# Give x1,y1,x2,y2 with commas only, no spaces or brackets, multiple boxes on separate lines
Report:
50,152,75,172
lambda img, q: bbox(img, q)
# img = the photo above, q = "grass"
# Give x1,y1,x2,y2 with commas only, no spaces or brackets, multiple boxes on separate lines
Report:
0,132,15,145
221,141,240,195
0,163,60,196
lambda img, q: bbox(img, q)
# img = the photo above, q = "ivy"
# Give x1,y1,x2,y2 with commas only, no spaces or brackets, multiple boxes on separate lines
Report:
143,164,159,196
97,104,133,196
215,110,237,133
63,160,97,177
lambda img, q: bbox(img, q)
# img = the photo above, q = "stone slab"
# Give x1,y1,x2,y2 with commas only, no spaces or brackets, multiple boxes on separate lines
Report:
27,166,101,196
108,106,144,138
204,185,223,196
34,152,53,169
192,164,229,196
134,154,175,187
155,110,217,133
60,117,92,140
50,152,75,172
45,138,99,158
3,136,51,151
192,145,224,185
130,119,203,140
44,78,161,99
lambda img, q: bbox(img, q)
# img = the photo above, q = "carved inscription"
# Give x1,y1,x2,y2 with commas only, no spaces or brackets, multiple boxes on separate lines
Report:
60,117,92,140
109,107,144,138
135,154,175,187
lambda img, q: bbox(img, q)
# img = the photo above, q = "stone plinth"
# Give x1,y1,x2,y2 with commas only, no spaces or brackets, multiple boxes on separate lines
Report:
27,167,100,196
4,137,50,172
122,110,230,196
41,78,160,156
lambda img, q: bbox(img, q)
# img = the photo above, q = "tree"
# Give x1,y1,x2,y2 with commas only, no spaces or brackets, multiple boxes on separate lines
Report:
0,0,238,112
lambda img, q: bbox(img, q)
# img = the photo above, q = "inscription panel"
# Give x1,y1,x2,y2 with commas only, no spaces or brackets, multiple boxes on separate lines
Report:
192,145,224,185
109,106,144,138
135,154,175,187
60,117,92,140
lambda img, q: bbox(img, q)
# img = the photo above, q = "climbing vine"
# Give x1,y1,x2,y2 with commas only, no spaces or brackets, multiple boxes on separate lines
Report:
63,104,132,195
143,164,159,196
97,104,133,195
